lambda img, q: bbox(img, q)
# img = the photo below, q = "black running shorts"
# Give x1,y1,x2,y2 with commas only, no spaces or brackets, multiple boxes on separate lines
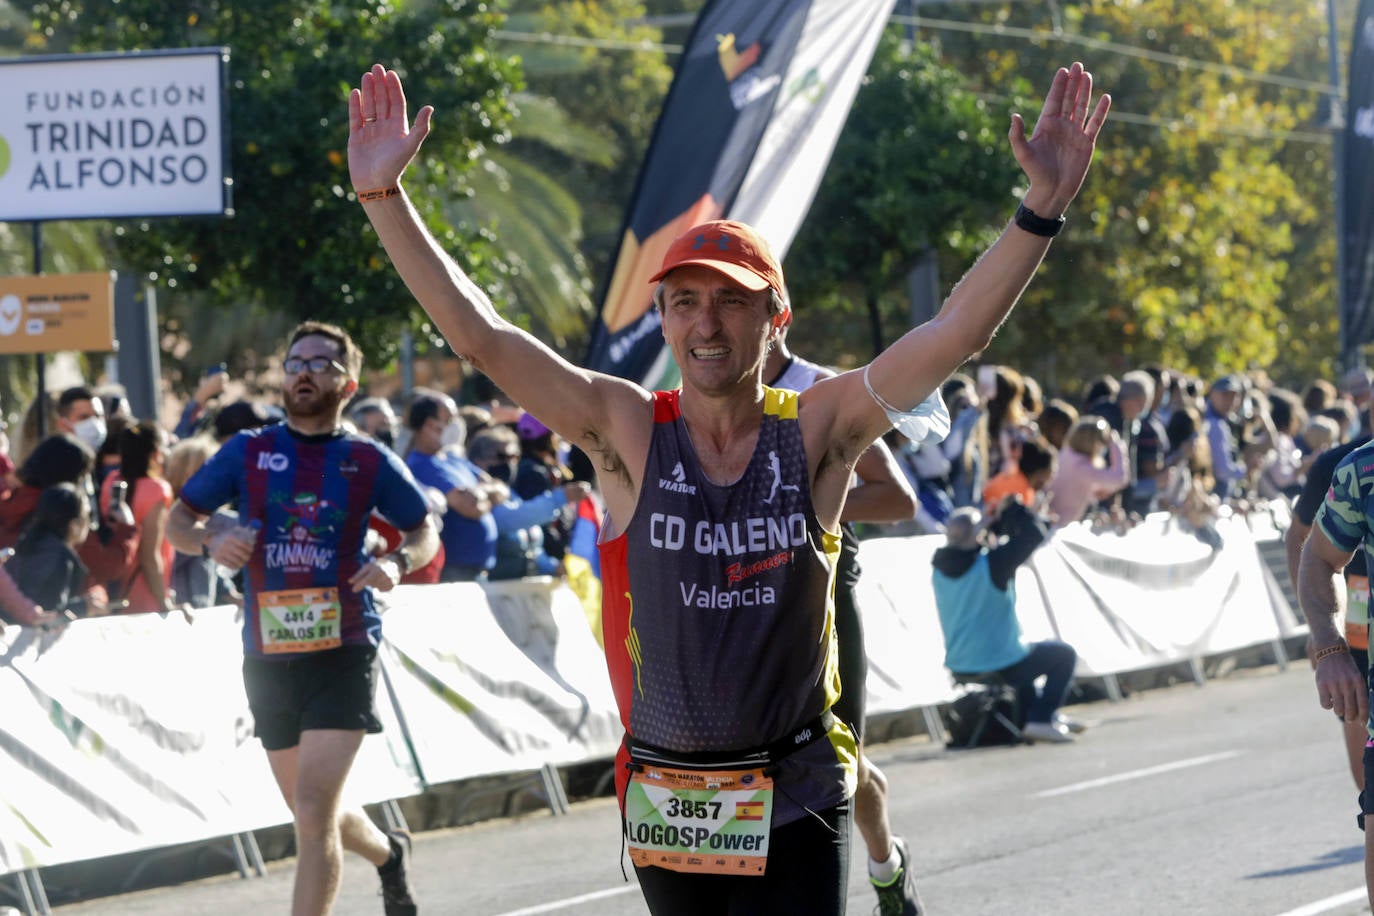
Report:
242,645,383,751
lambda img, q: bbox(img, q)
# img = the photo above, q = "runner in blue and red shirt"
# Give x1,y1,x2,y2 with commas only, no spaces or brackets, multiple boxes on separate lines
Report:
168,321,438,916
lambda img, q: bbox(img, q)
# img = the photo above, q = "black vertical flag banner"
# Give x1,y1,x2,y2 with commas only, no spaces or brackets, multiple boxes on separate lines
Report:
583,0,895,387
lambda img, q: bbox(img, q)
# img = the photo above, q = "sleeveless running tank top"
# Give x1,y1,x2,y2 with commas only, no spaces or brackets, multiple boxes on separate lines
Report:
600,388,856,826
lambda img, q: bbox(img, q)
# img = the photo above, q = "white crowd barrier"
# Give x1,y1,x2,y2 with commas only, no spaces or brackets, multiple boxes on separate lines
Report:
0,578,618,875
856,505,1297,717
375,578,622,786
0,509,1297,876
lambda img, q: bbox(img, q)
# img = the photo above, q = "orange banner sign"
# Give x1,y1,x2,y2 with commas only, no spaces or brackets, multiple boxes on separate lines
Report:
0,272,115,354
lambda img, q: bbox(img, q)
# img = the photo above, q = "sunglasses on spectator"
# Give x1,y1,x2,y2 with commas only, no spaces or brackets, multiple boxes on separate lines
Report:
283,356,348,376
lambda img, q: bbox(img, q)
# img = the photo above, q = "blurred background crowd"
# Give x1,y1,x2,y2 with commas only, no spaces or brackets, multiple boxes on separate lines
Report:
0,354,1359,631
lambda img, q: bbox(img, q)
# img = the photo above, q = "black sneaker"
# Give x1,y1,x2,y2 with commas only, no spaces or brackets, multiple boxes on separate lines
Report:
378,829,417,916
870,836,923,916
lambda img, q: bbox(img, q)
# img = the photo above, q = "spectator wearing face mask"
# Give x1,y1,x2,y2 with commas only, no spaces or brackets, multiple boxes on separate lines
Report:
348,396,399,451
404,391,506,581
55,386,108,455
466,425,590,580
15,386,104,464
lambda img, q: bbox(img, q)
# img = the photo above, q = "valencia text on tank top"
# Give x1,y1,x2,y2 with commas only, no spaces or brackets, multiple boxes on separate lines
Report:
599,388,857,826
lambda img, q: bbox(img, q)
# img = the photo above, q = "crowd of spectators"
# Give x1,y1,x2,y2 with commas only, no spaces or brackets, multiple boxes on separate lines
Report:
886,362,1369,548
1,358,1365,631
0,370,601,632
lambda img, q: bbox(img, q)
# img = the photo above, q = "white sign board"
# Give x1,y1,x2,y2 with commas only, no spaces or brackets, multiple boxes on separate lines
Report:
0,48,231,221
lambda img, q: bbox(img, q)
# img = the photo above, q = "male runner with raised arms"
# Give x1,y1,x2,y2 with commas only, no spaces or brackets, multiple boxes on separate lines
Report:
348,60,1108,914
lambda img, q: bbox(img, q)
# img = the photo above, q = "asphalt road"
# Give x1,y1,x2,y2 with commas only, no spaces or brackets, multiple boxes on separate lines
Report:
44,663,1373,915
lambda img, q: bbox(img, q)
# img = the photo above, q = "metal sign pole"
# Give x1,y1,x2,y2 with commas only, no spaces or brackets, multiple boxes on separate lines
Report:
1329,0,1354,369
32,220,46,441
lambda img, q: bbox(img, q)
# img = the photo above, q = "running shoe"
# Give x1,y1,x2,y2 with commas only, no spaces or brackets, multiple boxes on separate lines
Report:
871,836,924,916
1054,711,1088,734
1022,720,1075,743
378,829,417,916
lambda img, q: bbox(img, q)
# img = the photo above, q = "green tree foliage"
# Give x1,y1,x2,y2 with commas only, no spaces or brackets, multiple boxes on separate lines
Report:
12,1,1352,397
922,1,1344,392
21,0,520,368
785,33,1025,366
481,0,672,349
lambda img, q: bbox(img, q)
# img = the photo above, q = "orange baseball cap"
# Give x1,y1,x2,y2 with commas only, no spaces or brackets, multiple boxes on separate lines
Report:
649,220,785,296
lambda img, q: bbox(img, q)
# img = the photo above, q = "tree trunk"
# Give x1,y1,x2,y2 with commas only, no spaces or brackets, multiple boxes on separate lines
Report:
866,291,884,360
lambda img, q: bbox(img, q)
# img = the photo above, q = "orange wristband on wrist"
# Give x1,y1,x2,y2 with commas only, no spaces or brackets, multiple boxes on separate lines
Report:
357,186,401,203
1314,638,1350,663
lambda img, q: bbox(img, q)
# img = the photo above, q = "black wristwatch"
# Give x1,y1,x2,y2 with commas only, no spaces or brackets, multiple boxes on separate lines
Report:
387,550,413,575
1014,201,1066,238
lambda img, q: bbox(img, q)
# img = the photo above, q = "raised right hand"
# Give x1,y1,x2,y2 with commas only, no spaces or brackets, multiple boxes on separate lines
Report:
348,63,434,193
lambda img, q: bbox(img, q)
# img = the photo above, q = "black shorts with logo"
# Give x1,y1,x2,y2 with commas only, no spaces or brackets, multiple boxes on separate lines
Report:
242,645,383,751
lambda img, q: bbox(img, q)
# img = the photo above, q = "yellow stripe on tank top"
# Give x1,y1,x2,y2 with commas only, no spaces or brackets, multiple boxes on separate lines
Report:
817,526,856,794
762,385,799,419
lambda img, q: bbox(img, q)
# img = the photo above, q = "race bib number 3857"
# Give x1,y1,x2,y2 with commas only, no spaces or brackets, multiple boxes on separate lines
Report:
625,765,773,875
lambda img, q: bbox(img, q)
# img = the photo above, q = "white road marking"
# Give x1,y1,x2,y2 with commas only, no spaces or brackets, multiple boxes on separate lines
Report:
1270,887,1368,916
1033,750,1242,798
491,884,640,915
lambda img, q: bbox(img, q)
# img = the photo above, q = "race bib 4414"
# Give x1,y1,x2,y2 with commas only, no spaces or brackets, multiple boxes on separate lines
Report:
258,587,342,654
